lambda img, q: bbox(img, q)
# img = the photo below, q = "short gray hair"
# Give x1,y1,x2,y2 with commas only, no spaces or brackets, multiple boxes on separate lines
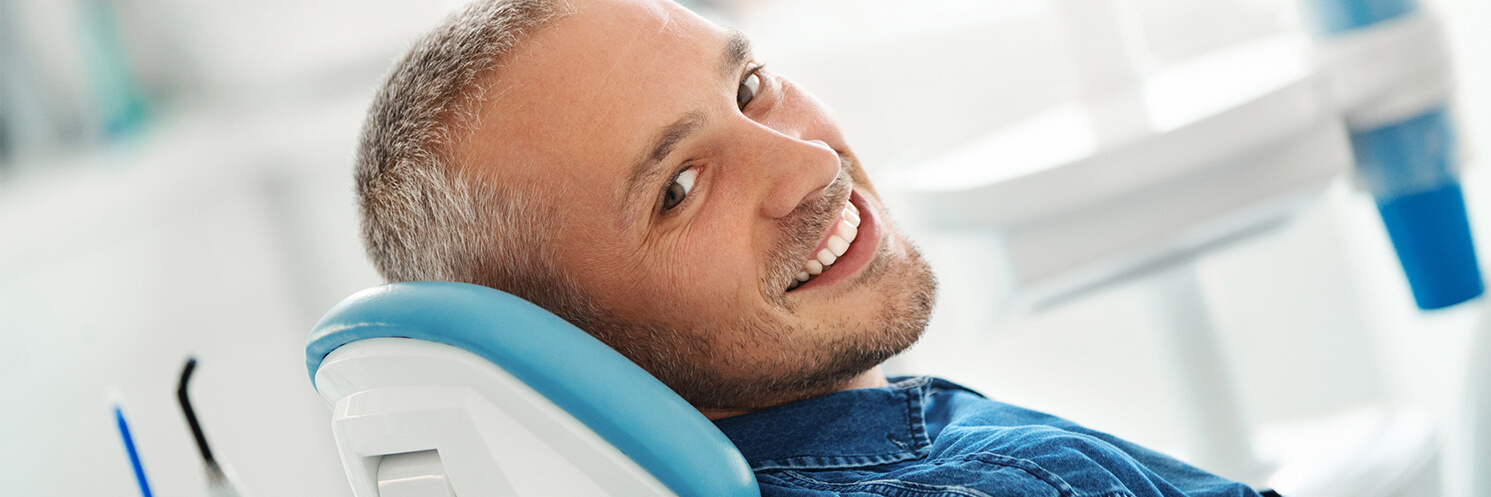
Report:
355,0,595,318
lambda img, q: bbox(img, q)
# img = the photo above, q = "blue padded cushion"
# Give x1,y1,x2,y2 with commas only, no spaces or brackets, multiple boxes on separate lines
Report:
306,282,759,497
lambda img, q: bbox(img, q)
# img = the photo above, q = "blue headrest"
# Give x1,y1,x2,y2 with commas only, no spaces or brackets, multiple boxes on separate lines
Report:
306,281,758,497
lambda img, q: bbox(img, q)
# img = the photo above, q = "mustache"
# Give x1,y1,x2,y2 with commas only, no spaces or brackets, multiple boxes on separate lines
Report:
763,154,856,301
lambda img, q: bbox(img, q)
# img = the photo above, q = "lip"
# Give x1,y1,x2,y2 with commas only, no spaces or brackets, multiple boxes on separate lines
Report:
791,188,880,293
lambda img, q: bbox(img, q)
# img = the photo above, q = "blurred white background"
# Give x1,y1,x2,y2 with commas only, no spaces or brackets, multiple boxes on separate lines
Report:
1,0,1486,495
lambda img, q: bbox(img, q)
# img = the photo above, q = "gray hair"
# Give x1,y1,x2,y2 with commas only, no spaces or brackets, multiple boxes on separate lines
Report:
354,0,597,319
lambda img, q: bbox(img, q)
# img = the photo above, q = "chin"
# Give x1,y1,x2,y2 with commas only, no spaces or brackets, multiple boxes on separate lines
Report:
822,229,937,362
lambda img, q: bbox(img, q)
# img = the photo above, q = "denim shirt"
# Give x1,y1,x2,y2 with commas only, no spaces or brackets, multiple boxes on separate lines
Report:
713,376,1265,497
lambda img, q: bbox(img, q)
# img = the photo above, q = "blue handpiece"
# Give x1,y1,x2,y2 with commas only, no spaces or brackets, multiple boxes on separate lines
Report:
1305,0,1484,310
1351,109,1484,309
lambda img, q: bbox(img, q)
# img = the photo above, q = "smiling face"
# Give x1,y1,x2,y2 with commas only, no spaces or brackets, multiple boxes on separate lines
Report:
456,0,935,411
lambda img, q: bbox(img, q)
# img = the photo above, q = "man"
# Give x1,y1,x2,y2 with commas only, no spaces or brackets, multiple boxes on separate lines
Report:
354,0,1275,495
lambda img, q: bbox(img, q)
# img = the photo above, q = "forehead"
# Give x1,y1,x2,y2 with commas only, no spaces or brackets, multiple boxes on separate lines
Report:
460,0,727,192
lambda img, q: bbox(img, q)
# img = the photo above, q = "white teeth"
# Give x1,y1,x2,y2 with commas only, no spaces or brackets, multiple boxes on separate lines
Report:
789,201,865,291
836,219,858,242
816,248,837,266
826,235,850,257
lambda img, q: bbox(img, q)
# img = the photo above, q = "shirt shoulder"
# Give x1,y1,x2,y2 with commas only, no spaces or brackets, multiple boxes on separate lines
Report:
929,389,1258,497
754,426,1238,497
928,423,1153,496
718,377,1260,497
752,456,1075,497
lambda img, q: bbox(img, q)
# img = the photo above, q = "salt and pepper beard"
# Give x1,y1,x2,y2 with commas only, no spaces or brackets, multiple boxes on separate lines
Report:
590,152,938,411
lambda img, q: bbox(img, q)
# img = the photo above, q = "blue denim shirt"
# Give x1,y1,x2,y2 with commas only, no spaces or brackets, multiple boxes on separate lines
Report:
713,376,1265,497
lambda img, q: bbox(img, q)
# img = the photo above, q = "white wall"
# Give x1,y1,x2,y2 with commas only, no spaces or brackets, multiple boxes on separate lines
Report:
0,92,383,495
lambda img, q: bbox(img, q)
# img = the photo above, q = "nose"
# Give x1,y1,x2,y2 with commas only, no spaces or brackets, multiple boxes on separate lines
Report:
748,134,842,219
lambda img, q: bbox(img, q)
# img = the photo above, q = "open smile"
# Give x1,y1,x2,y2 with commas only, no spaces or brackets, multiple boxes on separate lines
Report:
786,189,881,292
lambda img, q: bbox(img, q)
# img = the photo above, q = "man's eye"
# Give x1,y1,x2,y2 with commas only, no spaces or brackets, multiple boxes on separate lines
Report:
737,71,762,111
662,167,698,211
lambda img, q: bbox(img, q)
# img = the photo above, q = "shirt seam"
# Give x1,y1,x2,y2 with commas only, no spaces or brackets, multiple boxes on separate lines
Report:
772,469,996,497
934,452,1137,497
907,381,931,451
749,377,933,471
750,451,924,471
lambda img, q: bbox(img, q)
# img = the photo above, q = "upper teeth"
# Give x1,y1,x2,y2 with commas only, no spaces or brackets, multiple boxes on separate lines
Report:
789,201,861,289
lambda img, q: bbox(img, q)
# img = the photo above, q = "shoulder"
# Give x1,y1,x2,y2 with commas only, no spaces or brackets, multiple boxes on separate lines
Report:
749,426,1139,497
928,423,1258,497
933,424,1146,496
753,460,1077,497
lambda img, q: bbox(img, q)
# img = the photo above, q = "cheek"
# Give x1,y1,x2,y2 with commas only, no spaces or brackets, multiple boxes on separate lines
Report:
580,181,773,324
665,216,762,302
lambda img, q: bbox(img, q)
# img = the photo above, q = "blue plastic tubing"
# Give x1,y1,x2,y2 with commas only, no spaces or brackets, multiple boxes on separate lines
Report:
1305,0,1484,309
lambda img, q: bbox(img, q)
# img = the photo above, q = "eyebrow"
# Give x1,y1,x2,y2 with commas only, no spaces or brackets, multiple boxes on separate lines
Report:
621,30,754,216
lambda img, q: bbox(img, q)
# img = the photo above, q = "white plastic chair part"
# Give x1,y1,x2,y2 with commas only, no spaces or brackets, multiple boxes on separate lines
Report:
317,338,677,497
378,451,454,497
895,62,1351,303
305,282,758,497
1313,13,1453,129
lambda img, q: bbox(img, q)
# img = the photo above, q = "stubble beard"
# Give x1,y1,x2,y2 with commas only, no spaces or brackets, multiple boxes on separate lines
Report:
599,153,938,411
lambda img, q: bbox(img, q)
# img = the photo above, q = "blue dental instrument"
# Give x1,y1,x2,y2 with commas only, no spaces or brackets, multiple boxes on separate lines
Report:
112,399,155,497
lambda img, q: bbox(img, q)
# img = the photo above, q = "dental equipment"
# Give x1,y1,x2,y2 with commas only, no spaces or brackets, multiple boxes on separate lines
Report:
110,390,155,497
306,282,758,497
178,357,249,497
739,0,1461,493
891,11,1355,484
1306,2,1490,496
1304,0,1483,310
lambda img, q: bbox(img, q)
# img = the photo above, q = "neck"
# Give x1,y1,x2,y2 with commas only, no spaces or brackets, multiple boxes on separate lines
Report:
700,366,890,420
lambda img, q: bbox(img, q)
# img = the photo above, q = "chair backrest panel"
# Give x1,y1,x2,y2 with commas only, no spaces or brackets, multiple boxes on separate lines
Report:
318,338,673,496
307,282,758,497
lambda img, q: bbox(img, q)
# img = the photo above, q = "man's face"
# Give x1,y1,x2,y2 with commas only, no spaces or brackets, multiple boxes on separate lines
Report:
459,0,935,409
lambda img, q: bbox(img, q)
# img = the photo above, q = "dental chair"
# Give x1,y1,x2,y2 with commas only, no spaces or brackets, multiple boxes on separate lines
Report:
305,282,759,497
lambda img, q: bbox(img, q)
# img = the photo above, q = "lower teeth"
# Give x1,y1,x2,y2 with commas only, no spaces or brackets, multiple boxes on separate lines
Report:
788,264,834,291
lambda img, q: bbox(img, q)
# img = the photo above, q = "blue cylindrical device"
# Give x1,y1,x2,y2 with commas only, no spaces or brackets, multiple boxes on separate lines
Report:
1353,109,1483,309
1303,0,1417,35
1307,0,1484,310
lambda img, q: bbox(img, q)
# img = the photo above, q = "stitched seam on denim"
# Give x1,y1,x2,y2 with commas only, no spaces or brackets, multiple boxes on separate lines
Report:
751,451,924,471
774,470,994,497
751,379,933,471
937,453,1137,497
935,452,1096,497
906,381,931,452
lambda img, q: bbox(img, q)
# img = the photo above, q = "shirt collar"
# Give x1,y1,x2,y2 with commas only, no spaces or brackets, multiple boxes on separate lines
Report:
712,376,938,471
